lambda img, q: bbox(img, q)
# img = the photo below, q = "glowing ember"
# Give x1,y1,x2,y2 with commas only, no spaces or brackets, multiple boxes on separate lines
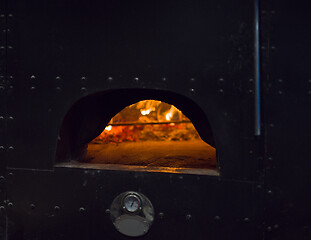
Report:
105,125,112,131
141,109,151,115
166,112,172,121
92,100,196,144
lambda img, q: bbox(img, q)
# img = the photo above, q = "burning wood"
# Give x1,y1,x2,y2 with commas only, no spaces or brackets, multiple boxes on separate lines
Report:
87,100,217,170
92,100,199,144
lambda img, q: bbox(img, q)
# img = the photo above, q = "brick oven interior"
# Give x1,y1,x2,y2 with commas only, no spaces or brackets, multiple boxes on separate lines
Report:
55,89,217,174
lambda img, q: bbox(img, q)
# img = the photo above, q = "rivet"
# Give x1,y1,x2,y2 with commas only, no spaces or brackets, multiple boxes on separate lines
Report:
215,215,221,221
30,75,36,79
0,116,3,120
219,78,224,82
162,77,167,82
105,209,110,214
9,76,13,80
30,204,35,210
248,89,254,94
80,87,87,92
81,76,87,82
271,46,276,50
0,146,4,150
30,86,36,90
0,86,5,91
8,172,13,177
7,202,13,207
0,206,4,211
267,190,273,194
219,89,224,94
0,46,5,50
8,116,14,120
267,226,272,231
55,76,61,83
189,88,195,93
54,206,60,211
134,77,139,81
8,146,14,151
8,14,13,17
190,78,195,82
56,87,62,92
158,212,164,218
0,176,5,181
0,14,5,18
8,46,13,49
107,77,113,82
185,214,192,220
249,78,254,82
268,157,273,161
79,207,85,213
244,217,250,222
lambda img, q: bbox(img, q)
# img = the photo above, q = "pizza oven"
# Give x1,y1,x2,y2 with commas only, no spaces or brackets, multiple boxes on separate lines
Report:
55,89,218,175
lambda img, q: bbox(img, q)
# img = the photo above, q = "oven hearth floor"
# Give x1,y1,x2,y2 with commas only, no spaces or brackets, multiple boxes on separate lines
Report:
85,140,216,169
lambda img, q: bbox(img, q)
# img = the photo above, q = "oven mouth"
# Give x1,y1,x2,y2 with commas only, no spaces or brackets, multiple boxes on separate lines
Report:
55,89,218,175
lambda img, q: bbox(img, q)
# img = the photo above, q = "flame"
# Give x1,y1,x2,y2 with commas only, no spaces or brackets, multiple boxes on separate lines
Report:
165,106,181,121
105,125,112,131
166,112,173,121
139,101,157,116
141,109,151,115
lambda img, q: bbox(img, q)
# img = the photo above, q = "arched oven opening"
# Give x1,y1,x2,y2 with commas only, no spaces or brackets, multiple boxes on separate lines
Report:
55,89,218,175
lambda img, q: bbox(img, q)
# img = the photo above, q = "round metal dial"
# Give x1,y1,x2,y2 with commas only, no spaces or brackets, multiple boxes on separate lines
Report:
123,194,141,213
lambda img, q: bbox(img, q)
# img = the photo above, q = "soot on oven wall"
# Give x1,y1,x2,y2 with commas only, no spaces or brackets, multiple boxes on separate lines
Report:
55,89,217,175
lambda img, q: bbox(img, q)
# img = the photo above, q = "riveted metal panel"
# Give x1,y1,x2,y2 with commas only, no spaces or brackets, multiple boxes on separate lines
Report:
0,0,8,237
6,0,261,180
261,1,311,238
6,168,264,240
4,0,266,239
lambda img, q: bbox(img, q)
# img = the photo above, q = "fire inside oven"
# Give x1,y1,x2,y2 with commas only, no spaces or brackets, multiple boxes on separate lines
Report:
55,91,217,175
87,100,216,170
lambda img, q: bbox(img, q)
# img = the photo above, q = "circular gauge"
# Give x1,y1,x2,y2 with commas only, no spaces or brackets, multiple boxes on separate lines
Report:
123,193,141,213
110,191,154,237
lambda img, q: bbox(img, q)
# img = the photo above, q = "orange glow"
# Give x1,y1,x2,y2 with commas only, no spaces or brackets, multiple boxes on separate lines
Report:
165,112,172,121
94,100,195,144
86,99,217,172
140,109,151,115
105,125,112,131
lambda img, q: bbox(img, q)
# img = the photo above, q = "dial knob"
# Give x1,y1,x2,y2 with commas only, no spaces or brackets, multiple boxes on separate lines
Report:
123,193,141,213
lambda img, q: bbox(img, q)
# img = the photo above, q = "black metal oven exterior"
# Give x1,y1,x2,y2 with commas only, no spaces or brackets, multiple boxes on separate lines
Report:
0,0,310,239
